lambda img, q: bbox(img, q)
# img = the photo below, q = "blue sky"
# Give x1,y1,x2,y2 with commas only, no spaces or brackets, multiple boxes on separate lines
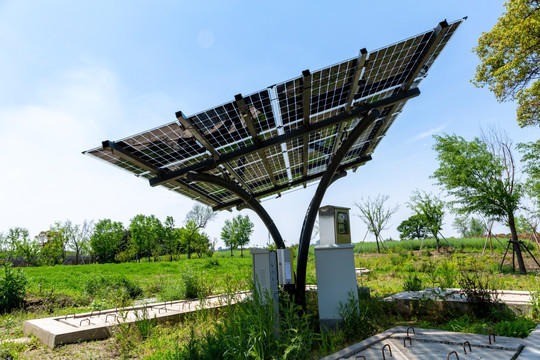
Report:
1,1,538,248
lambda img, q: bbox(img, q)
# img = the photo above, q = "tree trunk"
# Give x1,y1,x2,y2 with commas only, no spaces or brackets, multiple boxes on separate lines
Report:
75,249,80,265
508,213,527,274
375,235,381,253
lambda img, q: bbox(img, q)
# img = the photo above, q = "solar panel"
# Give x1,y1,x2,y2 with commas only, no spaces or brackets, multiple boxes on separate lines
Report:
84,19,464,210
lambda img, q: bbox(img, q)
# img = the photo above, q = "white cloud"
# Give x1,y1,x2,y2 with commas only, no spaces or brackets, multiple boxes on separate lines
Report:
0,65,194,236
408,124,447,142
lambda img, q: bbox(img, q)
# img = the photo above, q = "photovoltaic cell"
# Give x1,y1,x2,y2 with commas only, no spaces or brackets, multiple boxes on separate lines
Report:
84,19,464,209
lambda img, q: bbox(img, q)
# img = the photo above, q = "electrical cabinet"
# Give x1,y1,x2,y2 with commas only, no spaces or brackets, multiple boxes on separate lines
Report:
319,205,351,245
276,248,294,285
250,249,278,302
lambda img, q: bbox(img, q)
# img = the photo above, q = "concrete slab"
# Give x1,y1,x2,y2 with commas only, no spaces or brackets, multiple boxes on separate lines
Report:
385,288,534,316
23,291,249,348
321,326,532,360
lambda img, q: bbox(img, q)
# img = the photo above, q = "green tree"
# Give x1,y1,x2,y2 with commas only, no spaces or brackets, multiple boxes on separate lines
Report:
90,219,125,263
16,236,40,267
5,227,28,261
233,215,254,257
184,204,216,259
35,230,63,265
62,220,93,265
221,219,236,256
130,214,163,262
408,191,446,251
354,195,399,253
432,133,527,272
162,216,181,261
473,0,540,127
397,214,429,240
518,140,540,204
453,215,485,238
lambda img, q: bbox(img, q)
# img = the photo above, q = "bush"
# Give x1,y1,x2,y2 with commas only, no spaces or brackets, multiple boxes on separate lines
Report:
403,274,423,291
85,275,143,301
0,263,27,313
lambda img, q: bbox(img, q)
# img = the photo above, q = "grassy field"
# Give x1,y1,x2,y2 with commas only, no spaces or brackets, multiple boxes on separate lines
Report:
1,239,539,359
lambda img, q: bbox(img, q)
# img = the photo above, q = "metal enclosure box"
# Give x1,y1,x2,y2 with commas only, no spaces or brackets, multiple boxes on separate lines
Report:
319,205,351,245
314,244,358,329
276,248,294,285
250,249,279,308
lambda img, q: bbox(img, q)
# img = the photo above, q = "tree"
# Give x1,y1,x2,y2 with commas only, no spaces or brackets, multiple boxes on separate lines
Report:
63,220,94,265
13,229,40,266
184,204,216,259
354,195,399,253
5,227,29,261
220,215,255,257
408,191,446,251
453,215,485,238
432,132,527,273
221,219,236,256
35,230,63,265
518,140,540,204
90,219,125,263
130,215,163,262
48,222,69,263
473,0,540,127
397,214,429,240
161,216,181,261
233,215,254,257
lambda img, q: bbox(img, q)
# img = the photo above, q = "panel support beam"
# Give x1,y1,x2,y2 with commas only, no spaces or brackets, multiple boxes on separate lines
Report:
177,111,253,194
333,48,368,157
235,94,280,196
186,171,286,249
301,70,312,184
403,20,449,90
213,155,372,211
295,108,381,308
102,140,221,206
150,88,419,187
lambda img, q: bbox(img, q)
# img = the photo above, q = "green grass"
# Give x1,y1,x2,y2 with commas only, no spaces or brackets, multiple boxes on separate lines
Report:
2,241,540,359
21,256,253,300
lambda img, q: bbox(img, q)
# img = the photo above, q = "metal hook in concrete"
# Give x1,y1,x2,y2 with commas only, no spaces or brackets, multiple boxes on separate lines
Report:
382,344,393,360
447,350,459,360
406,326,416,336
463,340,471,354
489,334,496,344
404,336,412,347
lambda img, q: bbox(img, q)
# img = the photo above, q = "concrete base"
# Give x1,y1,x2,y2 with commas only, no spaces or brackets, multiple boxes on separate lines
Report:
23,292,249,348
321,325,540,360
384,288,534,316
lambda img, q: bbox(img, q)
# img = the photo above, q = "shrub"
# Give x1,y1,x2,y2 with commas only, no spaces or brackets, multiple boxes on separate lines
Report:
403,274,423,291
0,263,27,313
459,272,499,319
339,293,375,342
85,275,143,302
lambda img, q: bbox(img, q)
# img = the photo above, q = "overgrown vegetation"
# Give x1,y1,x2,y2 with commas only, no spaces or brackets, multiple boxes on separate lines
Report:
0,264,27,313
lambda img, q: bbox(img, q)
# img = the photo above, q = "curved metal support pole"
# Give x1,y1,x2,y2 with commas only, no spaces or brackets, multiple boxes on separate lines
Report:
295,109,380,307
186,171,286,249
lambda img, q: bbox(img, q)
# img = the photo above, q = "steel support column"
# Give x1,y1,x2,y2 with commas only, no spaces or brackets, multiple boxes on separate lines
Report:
186,171,286,249
294,108,380,307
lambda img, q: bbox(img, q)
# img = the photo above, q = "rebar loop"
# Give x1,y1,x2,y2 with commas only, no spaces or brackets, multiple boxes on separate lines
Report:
382,344,392,360
463,340,472,354
403,336,412,347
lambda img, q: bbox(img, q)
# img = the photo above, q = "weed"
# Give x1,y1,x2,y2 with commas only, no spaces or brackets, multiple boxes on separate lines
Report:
0,264,26,314
459,272,499,319
339,292,375,342
403,274,423,291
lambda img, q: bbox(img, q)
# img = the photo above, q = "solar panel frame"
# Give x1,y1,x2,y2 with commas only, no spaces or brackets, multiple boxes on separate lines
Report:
84,19,464,209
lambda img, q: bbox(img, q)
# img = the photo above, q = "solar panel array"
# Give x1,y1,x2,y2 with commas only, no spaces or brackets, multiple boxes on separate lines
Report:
85,20,463,210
